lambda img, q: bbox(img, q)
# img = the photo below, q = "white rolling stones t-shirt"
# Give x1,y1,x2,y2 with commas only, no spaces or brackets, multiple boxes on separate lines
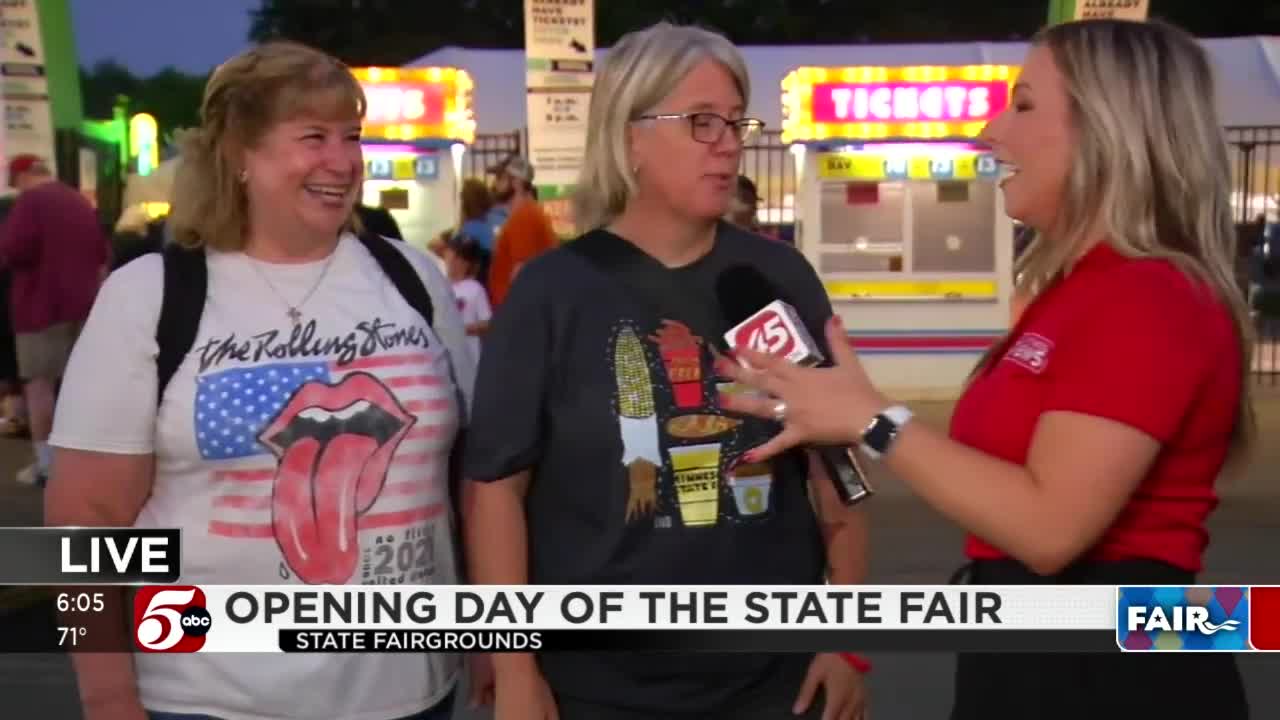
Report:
50,233,476,720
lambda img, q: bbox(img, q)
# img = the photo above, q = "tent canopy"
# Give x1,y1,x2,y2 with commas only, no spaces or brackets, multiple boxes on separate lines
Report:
411,36,1280,135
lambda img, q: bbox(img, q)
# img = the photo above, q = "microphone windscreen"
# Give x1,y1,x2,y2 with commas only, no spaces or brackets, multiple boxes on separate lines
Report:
715,264,779,325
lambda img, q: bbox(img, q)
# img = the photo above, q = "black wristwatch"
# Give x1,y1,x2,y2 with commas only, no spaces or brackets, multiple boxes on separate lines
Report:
859,405,914,460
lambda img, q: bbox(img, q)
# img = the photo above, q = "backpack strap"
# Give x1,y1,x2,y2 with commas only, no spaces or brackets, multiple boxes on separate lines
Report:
356,232,434,327
156,243,208,406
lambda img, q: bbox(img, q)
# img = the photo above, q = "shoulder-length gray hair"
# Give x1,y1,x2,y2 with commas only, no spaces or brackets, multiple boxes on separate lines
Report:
571,22,750,233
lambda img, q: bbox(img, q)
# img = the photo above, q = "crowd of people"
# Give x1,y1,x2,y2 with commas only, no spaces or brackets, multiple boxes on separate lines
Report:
0,14,1252,720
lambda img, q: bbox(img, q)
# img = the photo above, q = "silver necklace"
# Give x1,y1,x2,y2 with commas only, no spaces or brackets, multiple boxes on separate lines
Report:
245,247,338,327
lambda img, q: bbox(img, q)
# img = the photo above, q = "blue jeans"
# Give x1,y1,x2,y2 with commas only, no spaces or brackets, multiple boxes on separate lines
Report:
148,692,455,720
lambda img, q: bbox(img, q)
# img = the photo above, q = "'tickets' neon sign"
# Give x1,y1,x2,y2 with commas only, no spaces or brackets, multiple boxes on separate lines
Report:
811,81,1008,124
362,82,446,126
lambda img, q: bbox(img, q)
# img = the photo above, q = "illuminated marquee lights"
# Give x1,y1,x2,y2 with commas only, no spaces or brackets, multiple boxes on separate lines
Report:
351,66,477,144
781,65,1020,143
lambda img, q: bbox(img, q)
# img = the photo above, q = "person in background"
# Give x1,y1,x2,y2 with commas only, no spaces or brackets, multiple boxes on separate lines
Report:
45,41,477,720
464,21,868,720
485,155,558,306
716,19,1252,719
457,177,497,253
725,174,760,232
441,234,492,364
0,193,24,438
0,154,108,487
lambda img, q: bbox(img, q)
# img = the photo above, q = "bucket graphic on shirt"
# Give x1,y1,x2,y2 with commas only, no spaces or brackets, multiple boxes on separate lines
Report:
728,459,772,516
668,443,721,527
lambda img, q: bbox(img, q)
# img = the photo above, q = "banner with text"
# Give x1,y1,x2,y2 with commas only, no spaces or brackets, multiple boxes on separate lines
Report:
17,584,1280,654
1053,0,1151,22
524,0,594,235
0,0,56,174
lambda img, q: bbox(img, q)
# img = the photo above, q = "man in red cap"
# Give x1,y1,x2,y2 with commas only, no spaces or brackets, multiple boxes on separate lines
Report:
0,154,109,486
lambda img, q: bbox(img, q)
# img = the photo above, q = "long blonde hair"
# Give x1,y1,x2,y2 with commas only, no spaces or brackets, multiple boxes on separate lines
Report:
993,19,1255,460
168,41,366,251
571,22,751,233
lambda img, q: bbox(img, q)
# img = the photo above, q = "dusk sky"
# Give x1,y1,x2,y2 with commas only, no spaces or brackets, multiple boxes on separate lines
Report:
71,0,257,75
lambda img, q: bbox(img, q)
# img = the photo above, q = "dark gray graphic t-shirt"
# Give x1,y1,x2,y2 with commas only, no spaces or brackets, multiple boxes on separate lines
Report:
465,224,836,713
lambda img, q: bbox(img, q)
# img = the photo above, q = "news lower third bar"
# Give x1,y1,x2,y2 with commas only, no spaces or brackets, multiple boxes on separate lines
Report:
0,528,182,584
277,629,1120,653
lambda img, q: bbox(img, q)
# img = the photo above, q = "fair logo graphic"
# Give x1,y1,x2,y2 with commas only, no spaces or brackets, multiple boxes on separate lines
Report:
1004,332,1053,374
133,586,212,653
733,310,796,357
1117,586,1248,651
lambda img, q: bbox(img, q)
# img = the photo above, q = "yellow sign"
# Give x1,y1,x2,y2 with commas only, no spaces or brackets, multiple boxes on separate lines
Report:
816,150,997,182
1074,0,1149,20
824,279,998,299
351,66,476,144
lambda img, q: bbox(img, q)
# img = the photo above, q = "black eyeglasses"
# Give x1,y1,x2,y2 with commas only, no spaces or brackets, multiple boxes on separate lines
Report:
636,112,765,145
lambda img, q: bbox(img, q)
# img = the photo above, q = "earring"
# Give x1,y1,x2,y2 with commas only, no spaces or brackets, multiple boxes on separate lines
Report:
238,169,248,183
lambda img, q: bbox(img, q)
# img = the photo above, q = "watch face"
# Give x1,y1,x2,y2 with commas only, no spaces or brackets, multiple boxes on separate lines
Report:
864,415,896,452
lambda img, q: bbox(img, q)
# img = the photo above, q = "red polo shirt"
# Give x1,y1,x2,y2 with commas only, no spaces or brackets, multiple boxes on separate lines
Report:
0,181,108,333
950,243,1241,573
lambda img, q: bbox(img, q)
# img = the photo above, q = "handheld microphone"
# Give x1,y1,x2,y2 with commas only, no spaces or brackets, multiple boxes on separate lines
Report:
714,265,873,506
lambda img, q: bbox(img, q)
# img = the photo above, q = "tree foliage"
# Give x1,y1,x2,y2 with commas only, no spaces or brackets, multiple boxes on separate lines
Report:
246,0,1279,66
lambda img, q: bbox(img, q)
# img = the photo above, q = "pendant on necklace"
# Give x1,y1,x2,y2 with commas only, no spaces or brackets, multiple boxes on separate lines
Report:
287,307,303,326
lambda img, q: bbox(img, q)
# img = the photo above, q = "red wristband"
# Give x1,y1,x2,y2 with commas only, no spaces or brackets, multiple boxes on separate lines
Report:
839,652,872,674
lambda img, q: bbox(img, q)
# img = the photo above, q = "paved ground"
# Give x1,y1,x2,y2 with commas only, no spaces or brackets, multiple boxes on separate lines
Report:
3,385,1278,719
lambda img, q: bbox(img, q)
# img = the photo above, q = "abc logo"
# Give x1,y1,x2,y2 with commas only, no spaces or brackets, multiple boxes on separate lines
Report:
733,310,795,357
133,586,210,653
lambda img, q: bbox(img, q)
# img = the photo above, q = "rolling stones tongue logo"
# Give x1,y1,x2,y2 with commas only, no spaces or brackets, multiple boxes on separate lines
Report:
256,372,415,584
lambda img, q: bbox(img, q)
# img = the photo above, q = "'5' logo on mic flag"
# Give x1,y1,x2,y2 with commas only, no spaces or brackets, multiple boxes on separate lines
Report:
1117,586,1249,651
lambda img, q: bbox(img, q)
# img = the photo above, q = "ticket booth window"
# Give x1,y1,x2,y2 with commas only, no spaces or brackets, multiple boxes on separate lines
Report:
909,181,997,273
818,181,906,273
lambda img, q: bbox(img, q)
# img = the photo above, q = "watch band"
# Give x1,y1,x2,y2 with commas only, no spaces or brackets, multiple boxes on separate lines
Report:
859,404,913,460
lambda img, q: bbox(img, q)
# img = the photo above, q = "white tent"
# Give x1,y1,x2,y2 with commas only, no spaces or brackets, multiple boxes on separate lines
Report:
411,36,1280,134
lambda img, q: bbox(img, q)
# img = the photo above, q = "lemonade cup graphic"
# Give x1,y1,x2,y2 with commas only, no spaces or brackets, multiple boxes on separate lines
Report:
668,443,721,527
729,459,773,516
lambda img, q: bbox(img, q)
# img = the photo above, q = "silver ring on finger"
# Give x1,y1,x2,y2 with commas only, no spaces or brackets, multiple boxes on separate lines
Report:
771,400,787,423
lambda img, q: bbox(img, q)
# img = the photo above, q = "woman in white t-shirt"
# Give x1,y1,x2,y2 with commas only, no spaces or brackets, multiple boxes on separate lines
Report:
441,234,492,364
45,42,482,720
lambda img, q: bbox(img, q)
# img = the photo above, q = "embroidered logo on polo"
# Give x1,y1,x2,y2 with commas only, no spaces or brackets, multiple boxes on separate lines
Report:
1004,332,1053,374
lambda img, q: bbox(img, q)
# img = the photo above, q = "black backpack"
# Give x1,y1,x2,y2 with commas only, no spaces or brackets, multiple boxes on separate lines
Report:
153,232,435,404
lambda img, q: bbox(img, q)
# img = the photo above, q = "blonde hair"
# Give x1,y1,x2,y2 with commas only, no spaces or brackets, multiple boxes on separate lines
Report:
168,41,366,251
571,22,750,233
993,19,1255,460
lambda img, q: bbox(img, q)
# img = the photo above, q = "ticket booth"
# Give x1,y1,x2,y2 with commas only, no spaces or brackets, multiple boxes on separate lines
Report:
353,67,477,252
781,64,1020,397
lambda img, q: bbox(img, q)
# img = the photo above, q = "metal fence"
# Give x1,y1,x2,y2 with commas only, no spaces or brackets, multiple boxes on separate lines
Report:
464,130,523,183
1229,127,1280,385
740,130,795,231
1227,126,1280,225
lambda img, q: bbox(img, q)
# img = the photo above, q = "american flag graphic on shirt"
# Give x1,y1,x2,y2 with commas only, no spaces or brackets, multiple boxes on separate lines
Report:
195,349,458,585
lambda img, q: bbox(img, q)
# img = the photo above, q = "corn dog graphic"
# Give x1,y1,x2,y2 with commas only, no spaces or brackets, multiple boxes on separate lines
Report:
614,326,662,521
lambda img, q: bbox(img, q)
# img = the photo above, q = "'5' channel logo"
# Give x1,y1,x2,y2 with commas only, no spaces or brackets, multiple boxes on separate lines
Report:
731,309,797,357
133,586,212,652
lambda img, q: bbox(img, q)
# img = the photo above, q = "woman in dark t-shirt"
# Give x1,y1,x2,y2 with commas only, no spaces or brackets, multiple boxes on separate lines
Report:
463,22,870,720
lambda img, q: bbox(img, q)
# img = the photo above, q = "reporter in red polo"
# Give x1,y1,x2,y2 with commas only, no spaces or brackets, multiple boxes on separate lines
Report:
716,19,1253,720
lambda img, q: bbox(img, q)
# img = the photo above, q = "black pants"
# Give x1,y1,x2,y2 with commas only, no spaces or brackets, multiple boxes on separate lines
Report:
950,559,1249,720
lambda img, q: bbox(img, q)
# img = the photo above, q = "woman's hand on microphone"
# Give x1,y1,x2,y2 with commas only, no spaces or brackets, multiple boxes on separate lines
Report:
716,315,885,462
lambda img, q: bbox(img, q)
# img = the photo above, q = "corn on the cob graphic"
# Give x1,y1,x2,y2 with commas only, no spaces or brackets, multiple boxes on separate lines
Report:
614,326,662,521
